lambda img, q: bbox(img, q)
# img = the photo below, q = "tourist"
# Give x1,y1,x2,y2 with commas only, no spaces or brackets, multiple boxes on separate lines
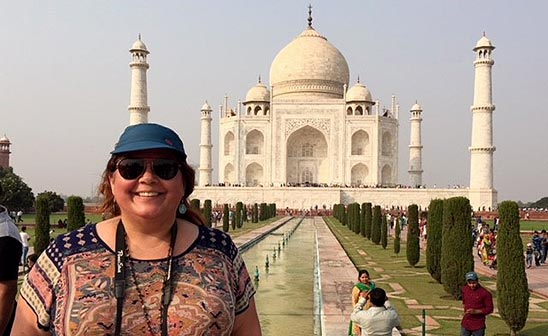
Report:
350,287,401,335
349,269,376,336
0,189,23,336
525,243,534,268
12,123,261,335
19,226,30,268
461,272,493,336
26,253,38,271
541,229,548,264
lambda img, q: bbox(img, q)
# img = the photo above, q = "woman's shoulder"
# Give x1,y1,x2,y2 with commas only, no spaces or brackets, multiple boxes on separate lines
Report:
195,225,239,260
50,223,103,256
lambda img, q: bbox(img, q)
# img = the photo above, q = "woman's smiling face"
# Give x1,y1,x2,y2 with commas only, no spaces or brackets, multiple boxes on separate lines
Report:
109,149,184,222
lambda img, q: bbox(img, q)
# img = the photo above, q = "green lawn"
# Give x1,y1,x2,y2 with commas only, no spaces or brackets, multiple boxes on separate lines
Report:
324,217,548,335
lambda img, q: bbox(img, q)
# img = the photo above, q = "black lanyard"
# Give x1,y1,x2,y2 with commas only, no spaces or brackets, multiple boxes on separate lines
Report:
114,220,177,336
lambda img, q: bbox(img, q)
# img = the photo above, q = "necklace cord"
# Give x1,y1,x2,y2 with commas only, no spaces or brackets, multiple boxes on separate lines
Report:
114,220,178,336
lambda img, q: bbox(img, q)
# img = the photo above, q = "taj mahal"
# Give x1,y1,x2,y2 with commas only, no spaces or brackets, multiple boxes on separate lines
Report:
125,8,497,210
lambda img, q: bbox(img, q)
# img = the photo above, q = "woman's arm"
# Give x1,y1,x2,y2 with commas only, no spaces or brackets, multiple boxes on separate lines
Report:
231,297,261,336
11,296,51,336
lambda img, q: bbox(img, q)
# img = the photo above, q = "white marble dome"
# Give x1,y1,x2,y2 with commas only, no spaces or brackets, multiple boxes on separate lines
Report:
201,101,212,111
130,38,148,52
411,102,422,111
269,27,349,98
0,135,9,143
474,35,494,50
245,82,270,102
346,82,372,102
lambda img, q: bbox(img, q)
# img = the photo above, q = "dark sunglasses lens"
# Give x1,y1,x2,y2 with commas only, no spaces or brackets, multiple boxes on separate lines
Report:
153,159,179,180
117,159,145,180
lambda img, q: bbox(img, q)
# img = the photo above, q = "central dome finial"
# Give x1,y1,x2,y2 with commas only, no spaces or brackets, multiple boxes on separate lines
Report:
307,4,313,28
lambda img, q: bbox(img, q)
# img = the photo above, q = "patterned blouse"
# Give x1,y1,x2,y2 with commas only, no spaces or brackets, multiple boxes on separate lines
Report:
20,223,255,335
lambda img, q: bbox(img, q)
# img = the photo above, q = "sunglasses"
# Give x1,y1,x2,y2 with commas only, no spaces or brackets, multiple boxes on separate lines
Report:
116,158,181,180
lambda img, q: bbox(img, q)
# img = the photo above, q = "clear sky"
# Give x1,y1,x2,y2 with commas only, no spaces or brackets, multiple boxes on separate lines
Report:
1,1,546,203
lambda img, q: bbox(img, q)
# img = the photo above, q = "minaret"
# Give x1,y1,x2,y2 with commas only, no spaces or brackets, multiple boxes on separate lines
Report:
408,102,423,187
0,135,11,168
199,101,213,186
469,34,496,189
128,35,150,125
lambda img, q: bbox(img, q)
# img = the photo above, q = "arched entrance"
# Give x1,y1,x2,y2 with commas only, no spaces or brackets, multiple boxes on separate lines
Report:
286,126,328,185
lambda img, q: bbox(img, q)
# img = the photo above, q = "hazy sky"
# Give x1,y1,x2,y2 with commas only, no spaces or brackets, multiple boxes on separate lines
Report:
1,1,546,203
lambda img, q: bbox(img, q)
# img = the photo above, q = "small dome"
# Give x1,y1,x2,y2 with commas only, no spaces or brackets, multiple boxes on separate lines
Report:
346,82,372,102
0,135,10,143
474,35,495,50
411,102,422,111
130,38,148,52
201,101,212,111
245,82,270,103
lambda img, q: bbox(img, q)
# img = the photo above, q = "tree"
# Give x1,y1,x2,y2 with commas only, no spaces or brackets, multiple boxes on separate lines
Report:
67,196,86,231
371,205,381,245
497,201,529,335
0,167,34,211
381,213,388,249
34,195,51,256
253,203,258,223
235,202,243,228
394,217,401,255
406,204,420,267
360,203,367,237
427,199,444,283
441,197,473,299
203,199,212,228
36,190,65,212
222,204,229,232
190,199,200,212
364,203,372,239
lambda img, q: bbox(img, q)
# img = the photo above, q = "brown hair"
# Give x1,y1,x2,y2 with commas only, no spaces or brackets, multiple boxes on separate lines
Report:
98,155,205,225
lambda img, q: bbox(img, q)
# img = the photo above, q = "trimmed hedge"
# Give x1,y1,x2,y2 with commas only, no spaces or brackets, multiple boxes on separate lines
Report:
371,205,381,245
203,199,212,228
406,204,420,267
34,195,51,256
441,197,473,299
497,201,529,334
364,203,372,239
394,217,401,255
67,195,85,232
426,199,444,283
381,213,388,249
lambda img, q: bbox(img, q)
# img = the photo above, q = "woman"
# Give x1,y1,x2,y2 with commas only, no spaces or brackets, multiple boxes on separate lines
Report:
13,123,262,335
349,269,376,336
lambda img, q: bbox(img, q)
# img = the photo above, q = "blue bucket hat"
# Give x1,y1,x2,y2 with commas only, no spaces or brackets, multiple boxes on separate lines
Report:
465,271,478,281
111,123,187,159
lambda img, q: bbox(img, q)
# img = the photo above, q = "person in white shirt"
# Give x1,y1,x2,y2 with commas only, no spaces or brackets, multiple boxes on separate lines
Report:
350,287,402,336
19,226,30,268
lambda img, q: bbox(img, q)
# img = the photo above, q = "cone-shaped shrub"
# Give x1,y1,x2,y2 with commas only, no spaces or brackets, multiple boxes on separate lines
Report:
497,201,529,334
34,195,51,256
371,205,382,244
406,204,420,267
441,197,473,299
394,217,401,255
381,213,388,249
426,199,444,283
222,204,229,232
67,195,85,232
364,203,372,239
360,203,366,237
253,203,258,223
353,203,361,234
235,202,243,228
203,200,212,228
191,199,200,212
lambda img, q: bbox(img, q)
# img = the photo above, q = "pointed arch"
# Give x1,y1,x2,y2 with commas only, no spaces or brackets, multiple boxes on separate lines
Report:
351,163,368,186
224,163,235,184
245,163,264,186
382,131,393,156
355,106,363,115
246,130,264,154
351,130,369,155
224,132,235,156
381,164,392,186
